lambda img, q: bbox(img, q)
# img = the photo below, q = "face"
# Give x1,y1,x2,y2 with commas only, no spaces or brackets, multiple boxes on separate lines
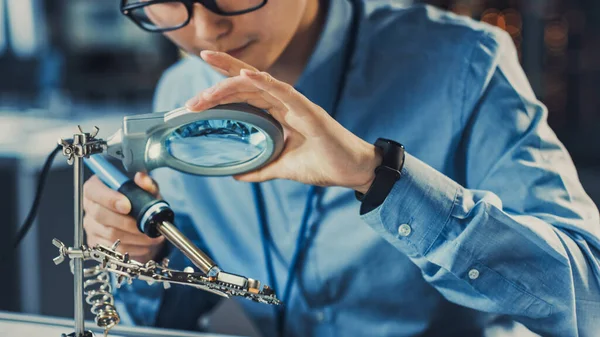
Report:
145,0,310,71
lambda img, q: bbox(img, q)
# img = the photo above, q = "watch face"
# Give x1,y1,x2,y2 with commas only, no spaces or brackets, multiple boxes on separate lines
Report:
376,138,404,149
375,138,405,171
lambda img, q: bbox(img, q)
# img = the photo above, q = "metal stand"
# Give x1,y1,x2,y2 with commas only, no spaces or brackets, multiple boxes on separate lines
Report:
51,126,281,336
56,126,106,337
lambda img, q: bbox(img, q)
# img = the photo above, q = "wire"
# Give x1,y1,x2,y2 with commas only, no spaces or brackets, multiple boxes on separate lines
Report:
11,144,62,249
276,185,320,335
252,182,279,298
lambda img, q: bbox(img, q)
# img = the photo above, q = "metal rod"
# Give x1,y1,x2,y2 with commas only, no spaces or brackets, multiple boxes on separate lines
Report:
74,135,85,336
157,221,219,276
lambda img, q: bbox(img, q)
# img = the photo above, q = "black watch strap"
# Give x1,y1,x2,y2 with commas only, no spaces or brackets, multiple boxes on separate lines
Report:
356,138,405,215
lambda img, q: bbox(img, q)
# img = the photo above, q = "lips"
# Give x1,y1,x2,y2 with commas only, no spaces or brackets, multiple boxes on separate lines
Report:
224,41,253,58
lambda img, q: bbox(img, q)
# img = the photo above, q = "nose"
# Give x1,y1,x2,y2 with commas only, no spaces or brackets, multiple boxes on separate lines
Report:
191,4,232,43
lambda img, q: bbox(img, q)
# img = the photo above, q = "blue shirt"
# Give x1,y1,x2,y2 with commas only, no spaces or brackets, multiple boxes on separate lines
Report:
113,1,600,336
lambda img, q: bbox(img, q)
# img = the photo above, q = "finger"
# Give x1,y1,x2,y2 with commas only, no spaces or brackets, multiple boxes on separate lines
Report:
84,175,131,214
202,92,278,112
186,76,260,111
233,168,277,183
134,172,159,196
83,199,141,235
86,235,154,258
233,156,284,183
84,219,160,259
241,70,314,112
186,76,276,111
208,77,283,108
187,77,289,123
197,90,286,118
200,50,258,77
84,216,158,246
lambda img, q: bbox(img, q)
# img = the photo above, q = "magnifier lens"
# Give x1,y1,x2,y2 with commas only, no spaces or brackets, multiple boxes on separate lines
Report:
165,119,268,167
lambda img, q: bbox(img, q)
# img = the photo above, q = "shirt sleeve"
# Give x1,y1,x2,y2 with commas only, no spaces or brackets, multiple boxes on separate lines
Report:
360,29,600,336
112,62,222,330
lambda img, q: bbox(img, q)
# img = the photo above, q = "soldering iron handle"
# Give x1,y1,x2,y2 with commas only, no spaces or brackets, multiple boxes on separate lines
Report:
84,155,173,238
84,155,218,274
117,181,174,238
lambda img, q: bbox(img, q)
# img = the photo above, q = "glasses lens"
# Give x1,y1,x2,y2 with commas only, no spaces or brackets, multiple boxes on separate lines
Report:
215,0,265,13
127,1,188,31
165,119,267,168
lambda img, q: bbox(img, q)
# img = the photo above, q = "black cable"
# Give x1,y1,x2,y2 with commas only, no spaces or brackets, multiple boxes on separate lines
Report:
11,144,63,249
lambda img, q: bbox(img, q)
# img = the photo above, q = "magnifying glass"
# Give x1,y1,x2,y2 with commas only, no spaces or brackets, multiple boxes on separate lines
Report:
105,103,284,176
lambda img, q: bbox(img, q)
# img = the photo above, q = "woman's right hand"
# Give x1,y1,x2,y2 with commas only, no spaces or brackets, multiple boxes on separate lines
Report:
83,172,166,263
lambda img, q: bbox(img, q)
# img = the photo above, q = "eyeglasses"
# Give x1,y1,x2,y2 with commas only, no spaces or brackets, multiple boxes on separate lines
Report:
120,0,268,32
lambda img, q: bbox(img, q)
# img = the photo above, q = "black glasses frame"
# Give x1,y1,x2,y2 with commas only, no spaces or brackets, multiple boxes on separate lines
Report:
120,0,268,32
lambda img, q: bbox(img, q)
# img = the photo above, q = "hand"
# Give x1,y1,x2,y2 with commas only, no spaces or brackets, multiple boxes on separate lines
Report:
186,51,381,193
83,173,165,263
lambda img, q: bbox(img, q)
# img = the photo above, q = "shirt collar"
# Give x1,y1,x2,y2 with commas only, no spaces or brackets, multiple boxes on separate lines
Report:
294,0,354,115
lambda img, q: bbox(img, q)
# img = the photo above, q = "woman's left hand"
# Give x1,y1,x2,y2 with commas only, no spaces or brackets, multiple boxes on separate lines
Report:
186,51,381,193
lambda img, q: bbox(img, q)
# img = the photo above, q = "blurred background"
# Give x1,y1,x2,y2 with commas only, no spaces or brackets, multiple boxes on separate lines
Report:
0,0,598,336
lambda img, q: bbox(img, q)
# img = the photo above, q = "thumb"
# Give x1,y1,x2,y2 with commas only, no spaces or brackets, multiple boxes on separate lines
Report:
134,172,159,196
233,166,277,183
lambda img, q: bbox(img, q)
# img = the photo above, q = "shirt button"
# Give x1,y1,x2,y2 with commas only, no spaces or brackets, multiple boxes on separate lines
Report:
315,311,325,322
398,224,412,237
468,268,480,280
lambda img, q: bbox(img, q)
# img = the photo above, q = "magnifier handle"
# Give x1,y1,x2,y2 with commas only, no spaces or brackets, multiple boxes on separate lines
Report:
84,155,128,190
84,155,173,237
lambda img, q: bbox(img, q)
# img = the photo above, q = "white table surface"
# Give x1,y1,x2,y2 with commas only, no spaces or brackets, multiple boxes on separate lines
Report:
0,311,242,337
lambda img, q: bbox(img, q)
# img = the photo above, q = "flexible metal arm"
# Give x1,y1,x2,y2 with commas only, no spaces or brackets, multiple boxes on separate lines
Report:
52,239,280,305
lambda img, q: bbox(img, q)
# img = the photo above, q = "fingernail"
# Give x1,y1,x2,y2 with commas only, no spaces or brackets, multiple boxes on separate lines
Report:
116,199,130,213
185,96,199,108
200,50,217,59
242,69,259,77
145,176,155,189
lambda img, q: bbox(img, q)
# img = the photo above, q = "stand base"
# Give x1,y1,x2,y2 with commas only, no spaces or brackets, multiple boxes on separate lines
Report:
61,331,95,337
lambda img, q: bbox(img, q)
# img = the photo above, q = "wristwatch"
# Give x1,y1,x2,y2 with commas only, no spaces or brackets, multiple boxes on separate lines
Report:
355,138,405,215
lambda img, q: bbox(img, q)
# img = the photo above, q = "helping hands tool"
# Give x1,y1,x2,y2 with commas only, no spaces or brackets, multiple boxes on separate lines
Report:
51,104,283,337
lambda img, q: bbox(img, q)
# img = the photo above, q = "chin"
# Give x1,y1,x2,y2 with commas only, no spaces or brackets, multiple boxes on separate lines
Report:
241,55,262,69
245,54,274,72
